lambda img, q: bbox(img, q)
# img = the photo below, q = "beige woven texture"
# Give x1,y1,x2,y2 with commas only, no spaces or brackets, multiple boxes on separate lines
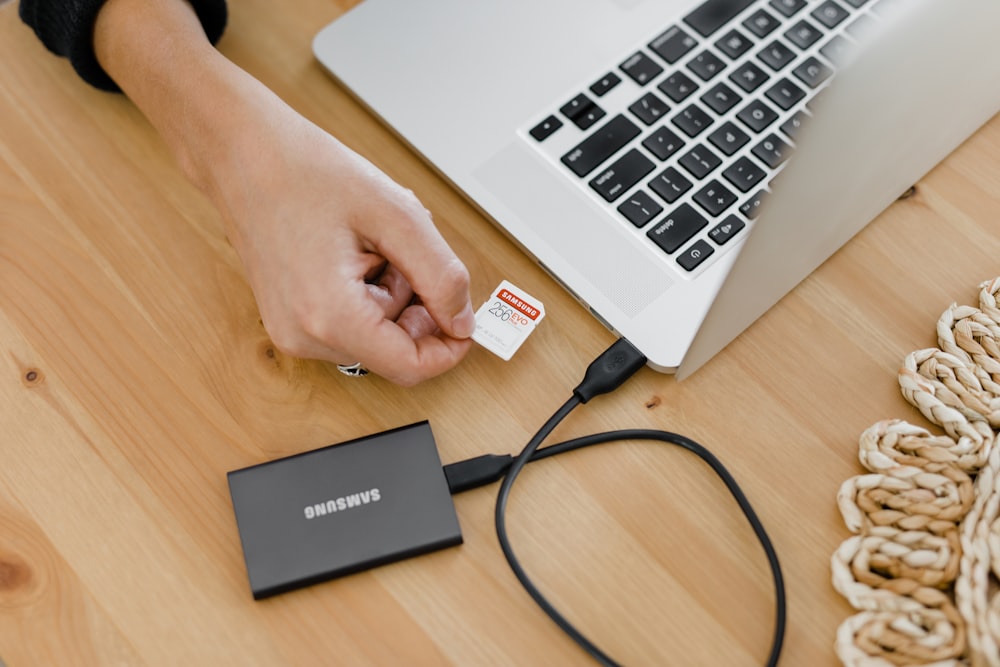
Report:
834,278,1000,666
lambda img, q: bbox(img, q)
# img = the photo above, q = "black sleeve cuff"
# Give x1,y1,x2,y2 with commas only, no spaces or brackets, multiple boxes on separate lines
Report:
20,0,229,92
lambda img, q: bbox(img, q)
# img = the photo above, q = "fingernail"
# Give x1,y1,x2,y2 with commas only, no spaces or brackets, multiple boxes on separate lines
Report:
452,303,476,338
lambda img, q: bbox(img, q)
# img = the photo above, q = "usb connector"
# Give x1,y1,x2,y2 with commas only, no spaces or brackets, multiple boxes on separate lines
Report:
572,337,647,403
444,338,645,495
444,454,513,494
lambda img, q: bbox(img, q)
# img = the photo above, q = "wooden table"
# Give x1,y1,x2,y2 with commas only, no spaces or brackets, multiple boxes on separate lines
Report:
1,1,998,664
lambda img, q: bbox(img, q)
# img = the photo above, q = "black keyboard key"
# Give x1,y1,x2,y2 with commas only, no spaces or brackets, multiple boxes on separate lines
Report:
722,156,767,192
812,1,850,28
649,166,693,203
769,0,807,17
647,203,708,254
620,51,664,85
561,93,594,119
707,121,750,155
758,40,797,71
784,20,823,50
694,179,738,215
688,50,727,81
658,71,699,103
684,0,756,38
701,81,742,114
729,61,769,92
617,190,663,228
649,25,698,64
672,104,714,137
793,56,833,88
765,78,806,110
736,98,779,132
589,148,655,202
708,214,746,245
560,94,606,130
575,107,607,131
629,92,671,125
780,110,807,138
530,115,563,142
590,72,622,97
843,0,870,6
677,239,715,271
740,189,768,219
751,133,792,168
715,29,753,60
561,114,641,177
743,9,781,38
642,126,686,160
678,144,722,179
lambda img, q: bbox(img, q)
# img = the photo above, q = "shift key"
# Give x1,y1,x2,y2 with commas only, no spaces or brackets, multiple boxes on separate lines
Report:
561,115,640,177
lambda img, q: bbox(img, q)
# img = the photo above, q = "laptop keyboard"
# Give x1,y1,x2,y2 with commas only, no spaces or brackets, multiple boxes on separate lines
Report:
524,0,884,277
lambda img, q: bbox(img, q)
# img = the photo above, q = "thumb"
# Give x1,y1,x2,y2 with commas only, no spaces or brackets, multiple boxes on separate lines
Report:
366,195,476,339
408,252,476,339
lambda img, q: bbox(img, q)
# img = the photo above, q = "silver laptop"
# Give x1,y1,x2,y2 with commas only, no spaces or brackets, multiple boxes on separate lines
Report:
313,0,1000,378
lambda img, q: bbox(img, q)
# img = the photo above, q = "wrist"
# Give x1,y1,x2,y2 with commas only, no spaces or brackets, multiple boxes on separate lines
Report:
93,0,246,200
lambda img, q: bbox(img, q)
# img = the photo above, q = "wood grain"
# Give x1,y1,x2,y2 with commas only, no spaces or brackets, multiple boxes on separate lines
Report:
1,1,999,664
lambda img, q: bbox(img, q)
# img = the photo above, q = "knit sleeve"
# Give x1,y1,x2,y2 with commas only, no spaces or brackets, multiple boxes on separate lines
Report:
19,0,229,92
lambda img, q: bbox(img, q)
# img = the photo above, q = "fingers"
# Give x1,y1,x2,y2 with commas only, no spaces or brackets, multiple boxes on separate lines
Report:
360,191,476,342
365,263,413,322
361,307,474,386
298,307,472,386
231,132,477,385
266,264,471,385
344,276,473,384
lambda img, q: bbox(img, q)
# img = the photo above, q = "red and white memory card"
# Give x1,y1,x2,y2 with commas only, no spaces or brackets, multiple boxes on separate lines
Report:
472,280,545,361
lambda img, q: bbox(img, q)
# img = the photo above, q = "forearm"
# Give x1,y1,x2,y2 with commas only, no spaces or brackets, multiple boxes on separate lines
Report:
91,0,475,383
20,0,226,91
92,0,290,233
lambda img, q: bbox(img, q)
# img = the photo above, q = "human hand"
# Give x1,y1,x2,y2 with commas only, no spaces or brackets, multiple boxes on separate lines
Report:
212,109,476,385
93,0,474,384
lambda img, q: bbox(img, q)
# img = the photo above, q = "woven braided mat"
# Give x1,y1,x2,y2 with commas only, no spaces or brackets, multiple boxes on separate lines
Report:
834,277,1000,666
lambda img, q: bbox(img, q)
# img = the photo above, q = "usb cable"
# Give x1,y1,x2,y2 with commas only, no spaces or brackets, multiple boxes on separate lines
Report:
443,338,786,667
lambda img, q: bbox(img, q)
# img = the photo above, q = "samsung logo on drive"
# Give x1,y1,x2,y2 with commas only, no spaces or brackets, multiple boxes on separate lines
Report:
303,488,381,519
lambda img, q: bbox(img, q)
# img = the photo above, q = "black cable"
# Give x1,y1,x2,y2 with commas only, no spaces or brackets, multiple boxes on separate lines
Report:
521,429,786,667
447,338,786,666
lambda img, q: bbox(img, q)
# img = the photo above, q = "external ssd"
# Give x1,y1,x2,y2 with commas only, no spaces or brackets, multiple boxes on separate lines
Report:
227,421,463,599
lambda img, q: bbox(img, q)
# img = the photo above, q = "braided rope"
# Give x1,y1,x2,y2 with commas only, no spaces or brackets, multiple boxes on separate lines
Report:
834,279,1000,666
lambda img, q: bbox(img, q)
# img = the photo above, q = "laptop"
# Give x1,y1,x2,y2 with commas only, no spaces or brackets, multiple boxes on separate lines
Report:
313,0,1000,378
